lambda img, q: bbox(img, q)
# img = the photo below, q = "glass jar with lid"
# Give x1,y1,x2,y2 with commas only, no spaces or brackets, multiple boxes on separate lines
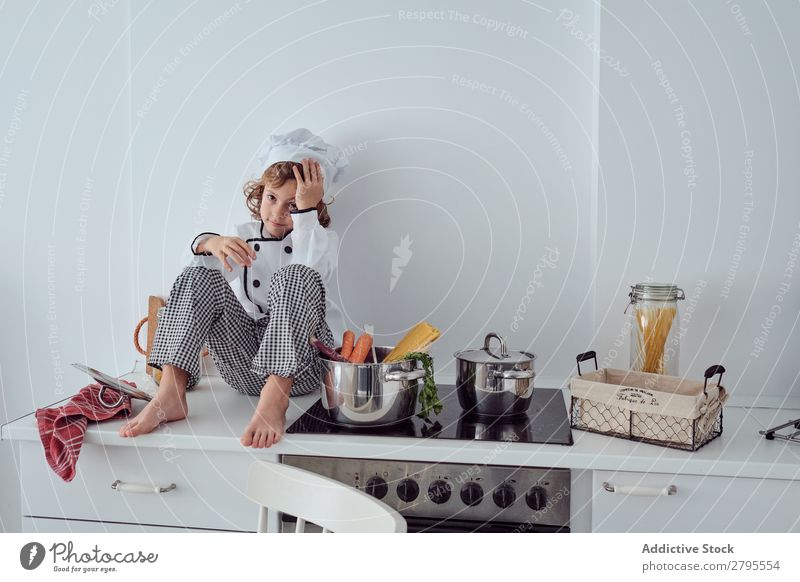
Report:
626,283,685,376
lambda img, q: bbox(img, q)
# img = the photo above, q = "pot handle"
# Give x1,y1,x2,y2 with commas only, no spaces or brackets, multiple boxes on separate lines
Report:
576,351,598,376
492,369,535,379
483,333,509,359
98,385,126,409
384,369,426,382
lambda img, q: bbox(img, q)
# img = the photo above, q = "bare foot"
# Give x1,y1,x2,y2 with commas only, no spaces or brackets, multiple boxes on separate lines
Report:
119,365,189,437
241,375,292,448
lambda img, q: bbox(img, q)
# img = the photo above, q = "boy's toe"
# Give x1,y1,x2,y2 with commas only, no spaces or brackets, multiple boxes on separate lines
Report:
241,430,253,446
256,431,267,448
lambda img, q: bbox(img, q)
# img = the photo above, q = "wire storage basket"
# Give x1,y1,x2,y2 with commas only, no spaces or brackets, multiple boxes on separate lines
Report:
569,351,727,451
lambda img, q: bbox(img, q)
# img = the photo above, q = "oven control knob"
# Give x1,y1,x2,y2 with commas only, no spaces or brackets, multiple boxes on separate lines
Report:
526,485,548,511
365,476,388,500
397,478,420,502
427,480,452,504
460,482,484,507
492,483,516,509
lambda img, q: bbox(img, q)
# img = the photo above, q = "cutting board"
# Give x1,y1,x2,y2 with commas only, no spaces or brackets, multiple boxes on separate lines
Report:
146,295,166,379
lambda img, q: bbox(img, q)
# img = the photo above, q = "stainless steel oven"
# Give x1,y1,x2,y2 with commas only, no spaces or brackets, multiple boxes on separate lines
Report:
280,455,570,533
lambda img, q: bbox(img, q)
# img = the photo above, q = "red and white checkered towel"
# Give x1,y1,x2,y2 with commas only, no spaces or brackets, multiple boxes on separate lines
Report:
35,383,133,482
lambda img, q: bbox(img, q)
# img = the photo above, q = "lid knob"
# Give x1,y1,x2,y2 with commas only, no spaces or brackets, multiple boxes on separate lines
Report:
483,332,510,359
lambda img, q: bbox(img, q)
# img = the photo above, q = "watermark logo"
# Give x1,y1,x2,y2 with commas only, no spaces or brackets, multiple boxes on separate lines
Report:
510,247,560,333
40,540,159,573
20,542,46,570
390,234,413,292
556,9,629,77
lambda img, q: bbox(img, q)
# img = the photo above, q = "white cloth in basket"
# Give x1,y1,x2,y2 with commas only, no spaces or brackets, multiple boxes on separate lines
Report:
570,368,729,447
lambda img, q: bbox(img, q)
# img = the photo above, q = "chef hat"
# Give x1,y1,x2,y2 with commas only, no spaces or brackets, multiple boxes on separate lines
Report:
257,128,349,199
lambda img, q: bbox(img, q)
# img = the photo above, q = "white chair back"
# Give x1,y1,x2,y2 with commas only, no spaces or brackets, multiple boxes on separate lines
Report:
246,460,407,533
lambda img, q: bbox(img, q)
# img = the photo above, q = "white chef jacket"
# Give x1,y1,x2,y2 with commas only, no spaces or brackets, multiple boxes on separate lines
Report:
186,209,346,342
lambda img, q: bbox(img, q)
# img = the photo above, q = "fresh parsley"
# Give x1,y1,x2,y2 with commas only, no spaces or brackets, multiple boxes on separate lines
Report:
401,351,442,421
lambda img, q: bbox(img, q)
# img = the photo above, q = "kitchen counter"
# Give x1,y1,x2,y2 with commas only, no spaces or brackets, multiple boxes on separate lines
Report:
4,370,800,481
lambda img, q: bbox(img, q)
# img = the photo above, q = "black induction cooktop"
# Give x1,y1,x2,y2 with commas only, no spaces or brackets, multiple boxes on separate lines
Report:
286,385,573,445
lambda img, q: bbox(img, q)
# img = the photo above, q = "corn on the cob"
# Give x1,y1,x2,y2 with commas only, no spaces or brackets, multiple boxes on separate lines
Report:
383,321,440,362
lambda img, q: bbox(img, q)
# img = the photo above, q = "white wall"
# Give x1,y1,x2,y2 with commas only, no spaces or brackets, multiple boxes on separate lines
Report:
0,1,132,532
129,0,597,386
1,0,798,532
594,0,800,407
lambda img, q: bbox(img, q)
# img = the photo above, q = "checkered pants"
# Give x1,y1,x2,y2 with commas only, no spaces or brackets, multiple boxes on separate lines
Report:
147,264,335,397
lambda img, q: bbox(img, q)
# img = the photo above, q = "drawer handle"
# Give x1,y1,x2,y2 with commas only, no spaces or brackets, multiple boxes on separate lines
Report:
602,481,677,497
111,480,176,494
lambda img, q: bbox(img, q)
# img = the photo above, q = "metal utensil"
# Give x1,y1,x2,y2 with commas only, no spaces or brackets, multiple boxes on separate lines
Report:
760,418,800,442
364,323,379,364
72,363,153,409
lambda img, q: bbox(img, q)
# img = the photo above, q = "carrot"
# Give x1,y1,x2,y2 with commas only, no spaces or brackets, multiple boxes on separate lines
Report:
349,333,373,364
340,330,355,360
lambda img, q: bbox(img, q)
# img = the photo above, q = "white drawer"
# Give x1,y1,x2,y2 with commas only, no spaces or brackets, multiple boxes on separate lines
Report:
20,441,263,532
592,470,800,532
22,517,223,533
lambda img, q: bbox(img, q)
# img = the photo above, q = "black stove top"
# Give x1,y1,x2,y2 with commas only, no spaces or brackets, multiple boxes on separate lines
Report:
286,385,573,445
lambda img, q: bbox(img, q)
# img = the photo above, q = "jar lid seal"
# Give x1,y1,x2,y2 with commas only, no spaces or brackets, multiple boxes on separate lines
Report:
625,283,685,312
630,283,685,301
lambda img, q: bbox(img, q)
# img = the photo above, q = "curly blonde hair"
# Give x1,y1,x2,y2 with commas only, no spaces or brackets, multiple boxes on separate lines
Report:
243,161,331,228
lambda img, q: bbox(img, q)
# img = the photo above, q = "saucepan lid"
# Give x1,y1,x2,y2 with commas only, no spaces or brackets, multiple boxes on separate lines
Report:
72,363,153,408
453,333,536,365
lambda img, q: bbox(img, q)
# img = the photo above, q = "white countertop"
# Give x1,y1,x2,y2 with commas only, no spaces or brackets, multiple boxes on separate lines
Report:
4,371,800,481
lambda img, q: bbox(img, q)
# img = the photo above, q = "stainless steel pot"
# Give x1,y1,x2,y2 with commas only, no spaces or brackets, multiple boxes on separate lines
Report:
319,346,426,427
454,332,536,416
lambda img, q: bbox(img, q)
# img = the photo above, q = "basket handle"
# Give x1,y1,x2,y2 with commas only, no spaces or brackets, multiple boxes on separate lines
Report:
576,351,598,376
135,311,209,359
703,365,725,396
133,316,149,356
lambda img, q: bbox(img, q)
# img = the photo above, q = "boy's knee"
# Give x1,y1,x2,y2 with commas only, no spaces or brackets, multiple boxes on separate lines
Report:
270,263,322,286
273,263,318,277
178,265,226,287
181,265,217,277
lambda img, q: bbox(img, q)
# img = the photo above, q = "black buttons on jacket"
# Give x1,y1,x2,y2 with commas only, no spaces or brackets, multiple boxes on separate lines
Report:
284,246,292,254
252,280,260,288
254,243,260,251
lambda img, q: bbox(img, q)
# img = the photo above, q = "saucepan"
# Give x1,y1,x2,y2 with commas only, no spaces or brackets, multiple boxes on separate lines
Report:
318,346,426,427
454,332,536,416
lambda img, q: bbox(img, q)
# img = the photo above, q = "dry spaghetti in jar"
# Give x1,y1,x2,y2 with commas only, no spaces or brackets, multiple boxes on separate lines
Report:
626,283,685,376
